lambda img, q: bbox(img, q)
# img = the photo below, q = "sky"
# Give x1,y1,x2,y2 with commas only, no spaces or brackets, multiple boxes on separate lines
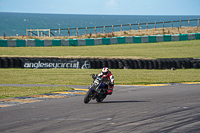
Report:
0,0,199,15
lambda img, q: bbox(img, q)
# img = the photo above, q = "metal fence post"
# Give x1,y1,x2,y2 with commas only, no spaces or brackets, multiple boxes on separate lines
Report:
85,27,87,35
146,23,148,30
76,28,78,36
95,26,96,35
155,22,156,31
112,25,114,33
138,23,140,31
103,26,105,34
171,21,173,29
129,24,131,31
68,28,70,37
163,21,164,30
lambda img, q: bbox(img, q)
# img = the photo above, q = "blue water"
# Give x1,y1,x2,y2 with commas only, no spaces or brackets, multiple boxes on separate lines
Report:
0,12,199,36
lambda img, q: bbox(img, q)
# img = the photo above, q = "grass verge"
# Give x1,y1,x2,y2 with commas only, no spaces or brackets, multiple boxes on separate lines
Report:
0,68,200,99
0,40,200,99
0,86,73,99
0,69,200,85
0,40,200,59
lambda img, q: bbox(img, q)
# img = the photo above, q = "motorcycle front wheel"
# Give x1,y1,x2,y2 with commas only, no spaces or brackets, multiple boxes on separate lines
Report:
84,89,93,104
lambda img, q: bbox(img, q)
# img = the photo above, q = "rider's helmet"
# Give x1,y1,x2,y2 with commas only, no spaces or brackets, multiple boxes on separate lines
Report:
102,67,109,76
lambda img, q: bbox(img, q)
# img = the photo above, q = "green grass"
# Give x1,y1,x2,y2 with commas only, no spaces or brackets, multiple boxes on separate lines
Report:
0,40,200,99
0,69,199,85
0,40,200,59
0,86,73,99
1,68,200,99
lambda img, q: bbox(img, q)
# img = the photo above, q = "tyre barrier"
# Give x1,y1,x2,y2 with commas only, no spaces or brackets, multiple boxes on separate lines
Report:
0,57,199,69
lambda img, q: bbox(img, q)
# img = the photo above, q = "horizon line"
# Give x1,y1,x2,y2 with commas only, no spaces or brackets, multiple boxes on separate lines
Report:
0,11,200,16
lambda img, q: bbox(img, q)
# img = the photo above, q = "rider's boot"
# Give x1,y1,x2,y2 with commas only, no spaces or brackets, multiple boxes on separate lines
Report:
107,89,113,95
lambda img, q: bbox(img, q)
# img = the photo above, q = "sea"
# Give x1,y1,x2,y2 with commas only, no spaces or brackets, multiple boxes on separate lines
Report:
0,12,200,36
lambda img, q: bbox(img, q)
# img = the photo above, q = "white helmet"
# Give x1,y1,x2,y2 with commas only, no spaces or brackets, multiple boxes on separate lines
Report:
102,67,109,76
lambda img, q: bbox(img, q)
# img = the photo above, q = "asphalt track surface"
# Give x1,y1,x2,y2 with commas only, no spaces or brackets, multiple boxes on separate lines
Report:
0,84,200,133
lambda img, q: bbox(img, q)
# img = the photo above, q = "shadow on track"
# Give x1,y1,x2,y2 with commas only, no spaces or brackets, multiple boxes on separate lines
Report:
99,100,150,104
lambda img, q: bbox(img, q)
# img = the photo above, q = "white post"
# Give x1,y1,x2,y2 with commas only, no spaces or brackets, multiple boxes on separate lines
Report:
49,29,51,37
37,29,39,37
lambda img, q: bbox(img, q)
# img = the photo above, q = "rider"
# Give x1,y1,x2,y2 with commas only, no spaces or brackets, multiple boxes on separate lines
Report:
97,67,114,95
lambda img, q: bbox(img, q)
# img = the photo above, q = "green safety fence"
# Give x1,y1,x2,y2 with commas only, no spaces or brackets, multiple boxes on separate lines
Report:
0,33,200,47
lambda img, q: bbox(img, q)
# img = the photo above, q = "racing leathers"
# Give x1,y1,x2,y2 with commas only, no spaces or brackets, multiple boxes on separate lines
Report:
98,71,114,95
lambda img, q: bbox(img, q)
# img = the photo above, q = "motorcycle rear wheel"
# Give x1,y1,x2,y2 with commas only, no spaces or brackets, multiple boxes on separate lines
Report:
84,89,93,104
96,94,107,103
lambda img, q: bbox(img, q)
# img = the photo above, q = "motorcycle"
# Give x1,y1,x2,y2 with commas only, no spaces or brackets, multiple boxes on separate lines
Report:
84,74,108,104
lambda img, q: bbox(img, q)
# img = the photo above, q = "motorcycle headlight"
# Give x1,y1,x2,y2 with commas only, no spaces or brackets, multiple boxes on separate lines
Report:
94,80,99,84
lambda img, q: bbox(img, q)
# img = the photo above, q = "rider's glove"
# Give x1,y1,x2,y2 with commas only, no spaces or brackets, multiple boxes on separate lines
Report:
91,74,96,79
